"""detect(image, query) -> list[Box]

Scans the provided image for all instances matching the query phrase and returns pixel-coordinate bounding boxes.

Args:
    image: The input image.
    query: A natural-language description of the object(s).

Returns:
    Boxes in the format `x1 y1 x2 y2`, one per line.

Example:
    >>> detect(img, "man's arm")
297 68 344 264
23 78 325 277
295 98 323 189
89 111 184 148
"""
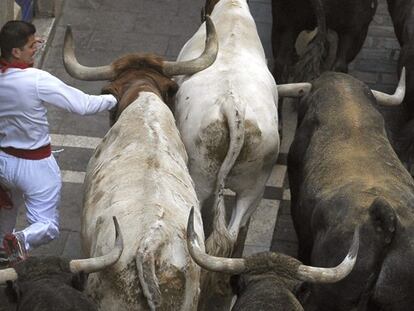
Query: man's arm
36 70 117 115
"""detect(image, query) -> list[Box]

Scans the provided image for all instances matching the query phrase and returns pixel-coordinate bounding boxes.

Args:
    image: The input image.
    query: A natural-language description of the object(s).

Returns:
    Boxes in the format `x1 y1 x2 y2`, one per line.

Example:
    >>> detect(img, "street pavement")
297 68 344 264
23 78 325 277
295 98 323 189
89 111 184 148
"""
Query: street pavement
0 0 401 309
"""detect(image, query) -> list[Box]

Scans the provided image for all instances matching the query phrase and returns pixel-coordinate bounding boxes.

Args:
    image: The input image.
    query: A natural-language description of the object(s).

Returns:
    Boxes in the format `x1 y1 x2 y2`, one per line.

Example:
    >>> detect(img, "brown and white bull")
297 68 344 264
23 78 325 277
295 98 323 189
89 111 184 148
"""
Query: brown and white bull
287 70 414 310
62 19 218 311
0 217 123 311
186 207 359 311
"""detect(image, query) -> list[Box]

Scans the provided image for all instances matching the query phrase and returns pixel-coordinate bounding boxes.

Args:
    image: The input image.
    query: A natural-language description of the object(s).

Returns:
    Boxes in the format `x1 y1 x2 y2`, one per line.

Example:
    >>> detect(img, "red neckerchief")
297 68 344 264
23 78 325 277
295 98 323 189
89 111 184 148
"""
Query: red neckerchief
0 59 32 73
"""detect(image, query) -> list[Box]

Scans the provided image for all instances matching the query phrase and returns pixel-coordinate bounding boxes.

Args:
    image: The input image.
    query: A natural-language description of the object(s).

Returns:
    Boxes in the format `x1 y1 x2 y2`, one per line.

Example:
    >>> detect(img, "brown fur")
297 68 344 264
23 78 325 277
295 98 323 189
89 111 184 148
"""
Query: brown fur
101 53 178 125
204 0 220 16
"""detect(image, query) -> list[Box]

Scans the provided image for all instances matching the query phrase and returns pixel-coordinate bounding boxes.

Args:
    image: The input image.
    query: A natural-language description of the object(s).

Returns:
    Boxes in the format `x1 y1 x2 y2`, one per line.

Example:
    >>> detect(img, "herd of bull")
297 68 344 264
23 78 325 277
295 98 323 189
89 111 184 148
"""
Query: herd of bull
1 0 414 310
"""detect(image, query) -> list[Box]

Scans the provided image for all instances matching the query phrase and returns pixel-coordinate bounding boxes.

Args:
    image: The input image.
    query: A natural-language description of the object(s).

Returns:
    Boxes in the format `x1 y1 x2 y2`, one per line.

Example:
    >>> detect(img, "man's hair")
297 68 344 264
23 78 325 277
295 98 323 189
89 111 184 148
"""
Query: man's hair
0 20 36 59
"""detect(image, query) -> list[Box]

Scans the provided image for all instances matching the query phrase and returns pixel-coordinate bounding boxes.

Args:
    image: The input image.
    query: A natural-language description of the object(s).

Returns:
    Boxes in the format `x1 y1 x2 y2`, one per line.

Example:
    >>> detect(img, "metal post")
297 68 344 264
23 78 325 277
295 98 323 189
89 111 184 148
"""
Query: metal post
0 0 15 28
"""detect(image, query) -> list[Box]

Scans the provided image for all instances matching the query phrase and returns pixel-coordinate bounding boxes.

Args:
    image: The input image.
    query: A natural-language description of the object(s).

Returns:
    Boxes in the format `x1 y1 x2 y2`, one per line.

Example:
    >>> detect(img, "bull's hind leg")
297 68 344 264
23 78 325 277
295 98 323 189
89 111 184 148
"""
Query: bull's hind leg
333 29 369 73
190 169 216 237
227 173 269 244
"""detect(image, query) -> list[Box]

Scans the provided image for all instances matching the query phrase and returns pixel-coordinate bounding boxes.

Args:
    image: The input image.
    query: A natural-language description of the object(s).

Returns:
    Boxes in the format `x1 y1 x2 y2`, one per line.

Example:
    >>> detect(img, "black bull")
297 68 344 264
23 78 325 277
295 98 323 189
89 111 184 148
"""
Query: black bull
0 216 123 311
386 0 414 173
288 72 414 310
271 0 378 83
186 208 359 311
4 257 97 311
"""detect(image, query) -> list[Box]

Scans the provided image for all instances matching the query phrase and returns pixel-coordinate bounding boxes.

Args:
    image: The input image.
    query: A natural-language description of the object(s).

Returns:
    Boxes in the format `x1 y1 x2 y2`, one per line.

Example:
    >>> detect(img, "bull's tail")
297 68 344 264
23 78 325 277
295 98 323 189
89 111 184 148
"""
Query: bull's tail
357 197 398 309
290 0 338 83
200 92 246 304
136 229 163 311
205 91 246 258
136 223 200 311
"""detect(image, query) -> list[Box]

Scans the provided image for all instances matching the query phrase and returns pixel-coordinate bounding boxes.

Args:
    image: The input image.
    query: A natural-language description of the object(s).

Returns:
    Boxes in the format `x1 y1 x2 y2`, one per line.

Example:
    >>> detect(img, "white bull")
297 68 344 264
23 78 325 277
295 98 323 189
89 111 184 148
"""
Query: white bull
82 96 204 311
62 19 218 311
174 0 309 256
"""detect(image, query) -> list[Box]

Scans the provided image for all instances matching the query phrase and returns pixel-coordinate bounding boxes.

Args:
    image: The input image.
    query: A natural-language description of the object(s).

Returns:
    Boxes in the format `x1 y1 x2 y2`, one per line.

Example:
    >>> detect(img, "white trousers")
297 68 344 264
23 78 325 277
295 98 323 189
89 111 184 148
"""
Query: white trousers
0 151 61 251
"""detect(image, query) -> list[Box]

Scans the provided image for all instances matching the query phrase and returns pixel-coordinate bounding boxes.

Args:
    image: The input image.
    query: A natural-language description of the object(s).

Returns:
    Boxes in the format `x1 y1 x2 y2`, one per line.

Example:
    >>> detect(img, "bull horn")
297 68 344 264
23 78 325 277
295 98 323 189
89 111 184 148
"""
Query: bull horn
187 207 246 273
371 67 406 106
0 268 18 284
163 16 218 76
277 82 312 98
69 216 123 274
63 25 115 81
297 227 360 283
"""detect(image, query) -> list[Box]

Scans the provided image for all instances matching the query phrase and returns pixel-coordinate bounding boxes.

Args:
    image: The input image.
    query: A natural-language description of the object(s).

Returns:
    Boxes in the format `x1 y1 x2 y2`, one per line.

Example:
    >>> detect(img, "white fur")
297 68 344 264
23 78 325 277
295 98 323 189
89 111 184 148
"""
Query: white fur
82 92 205 311
174 0 279 241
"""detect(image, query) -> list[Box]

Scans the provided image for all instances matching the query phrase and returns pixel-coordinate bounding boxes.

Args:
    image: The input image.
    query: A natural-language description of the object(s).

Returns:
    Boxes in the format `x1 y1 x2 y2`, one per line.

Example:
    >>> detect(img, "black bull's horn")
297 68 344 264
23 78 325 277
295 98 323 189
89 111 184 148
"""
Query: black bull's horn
277 67 406 107
63 16 218 80
187 207 359 283
0 216 124 284
371 67 406 106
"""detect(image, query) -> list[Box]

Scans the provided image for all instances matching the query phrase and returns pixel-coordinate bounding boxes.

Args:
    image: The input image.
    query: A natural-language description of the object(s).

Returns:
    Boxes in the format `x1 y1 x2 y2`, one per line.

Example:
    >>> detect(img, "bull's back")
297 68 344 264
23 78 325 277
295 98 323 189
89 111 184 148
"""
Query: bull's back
82 93 204 310
290 73 413 231
297 73 412 197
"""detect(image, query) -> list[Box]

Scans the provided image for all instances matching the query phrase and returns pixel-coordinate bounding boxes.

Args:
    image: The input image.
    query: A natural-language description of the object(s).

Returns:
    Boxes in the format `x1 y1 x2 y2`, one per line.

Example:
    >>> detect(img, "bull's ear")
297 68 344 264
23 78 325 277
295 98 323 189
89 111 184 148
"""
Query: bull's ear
294 282 311 305
5 280 19 303
167 81 179 97
369 197 397 245
164 80 179 113
109 105 118 127
229 275 243 295
200 7 206 22
71 272 87 291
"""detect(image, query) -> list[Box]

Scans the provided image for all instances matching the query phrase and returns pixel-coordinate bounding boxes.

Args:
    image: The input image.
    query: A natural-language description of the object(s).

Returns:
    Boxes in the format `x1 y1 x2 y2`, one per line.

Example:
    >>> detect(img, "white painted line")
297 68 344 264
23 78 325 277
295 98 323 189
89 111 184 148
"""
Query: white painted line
267 164 287 188
50 134 102 150
283 189 291 201
61 170 85 184
243 198 280 256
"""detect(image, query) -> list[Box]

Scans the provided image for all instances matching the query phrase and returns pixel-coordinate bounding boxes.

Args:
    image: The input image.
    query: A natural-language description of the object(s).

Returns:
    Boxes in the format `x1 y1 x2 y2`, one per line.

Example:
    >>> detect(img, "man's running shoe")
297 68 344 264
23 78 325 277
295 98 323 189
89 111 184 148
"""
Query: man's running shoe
3 233 27 265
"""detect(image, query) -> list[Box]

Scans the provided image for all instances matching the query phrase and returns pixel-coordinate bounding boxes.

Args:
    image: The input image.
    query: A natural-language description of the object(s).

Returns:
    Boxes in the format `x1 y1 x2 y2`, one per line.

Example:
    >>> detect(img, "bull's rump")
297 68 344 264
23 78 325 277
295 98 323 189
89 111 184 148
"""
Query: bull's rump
174 4 279 190
289 73 414 309
82 93 204 310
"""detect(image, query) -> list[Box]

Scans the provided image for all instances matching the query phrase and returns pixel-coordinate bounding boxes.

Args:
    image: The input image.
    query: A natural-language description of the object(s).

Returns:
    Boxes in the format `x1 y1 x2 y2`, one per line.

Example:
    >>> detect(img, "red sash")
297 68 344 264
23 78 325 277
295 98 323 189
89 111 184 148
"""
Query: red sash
0 59 31 73
0 144 52 209
0 144 52 160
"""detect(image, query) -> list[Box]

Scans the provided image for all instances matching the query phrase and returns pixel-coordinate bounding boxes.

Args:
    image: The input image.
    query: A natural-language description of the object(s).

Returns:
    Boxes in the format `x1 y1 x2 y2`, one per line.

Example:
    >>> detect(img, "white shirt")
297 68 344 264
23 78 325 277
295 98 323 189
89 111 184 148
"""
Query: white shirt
0 67 117 149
